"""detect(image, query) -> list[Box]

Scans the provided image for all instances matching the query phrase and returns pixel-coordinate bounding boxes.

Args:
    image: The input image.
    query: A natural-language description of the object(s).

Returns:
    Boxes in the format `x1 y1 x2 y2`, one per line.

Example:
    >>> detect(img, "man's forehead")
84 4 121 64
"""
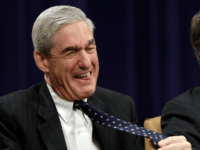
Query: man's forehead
53 21 93 46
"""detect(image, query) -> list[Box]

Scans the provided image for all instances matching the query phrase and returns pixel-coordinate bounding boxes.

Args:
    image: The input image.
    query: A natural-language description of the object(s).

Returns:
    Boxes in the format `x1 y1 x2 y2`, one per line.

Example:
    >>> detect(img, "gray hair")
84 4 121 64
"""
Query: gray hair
32 5 95 56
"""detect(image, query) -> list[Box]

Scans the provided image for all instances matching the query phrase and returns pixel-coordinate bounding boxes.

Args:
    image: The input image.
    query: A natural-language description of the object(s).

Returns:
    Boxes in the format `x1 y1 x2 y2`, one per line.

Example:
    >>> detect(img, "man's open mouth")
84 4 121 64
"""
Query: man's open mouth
74 72 91 78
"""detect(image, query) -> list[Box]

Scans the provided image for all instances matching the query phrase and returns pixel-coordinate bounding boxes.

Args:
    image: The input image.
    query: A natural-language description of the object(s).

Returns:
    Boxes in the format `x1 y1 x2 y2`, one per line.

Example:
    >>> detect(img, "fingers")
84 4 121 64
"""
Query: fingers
158 135 186 146
157 142 191 150
158 136 191 150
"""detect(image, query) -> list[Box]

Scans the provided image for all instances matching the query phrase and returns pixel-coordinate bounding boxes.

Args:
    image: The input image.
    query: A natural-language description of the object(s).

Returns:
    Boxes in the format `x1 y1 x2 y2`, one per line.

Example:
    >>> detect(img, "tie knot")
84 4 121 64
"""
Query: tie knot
73 100 87 109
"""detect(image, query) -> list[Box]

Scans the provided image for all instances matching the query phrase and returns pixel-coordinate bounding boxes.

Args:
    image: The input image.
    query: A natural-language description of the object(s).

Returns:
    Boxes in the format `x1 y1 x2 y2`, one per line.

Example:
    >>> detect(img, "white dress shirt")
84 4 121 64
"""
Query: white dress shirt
47 84 100 150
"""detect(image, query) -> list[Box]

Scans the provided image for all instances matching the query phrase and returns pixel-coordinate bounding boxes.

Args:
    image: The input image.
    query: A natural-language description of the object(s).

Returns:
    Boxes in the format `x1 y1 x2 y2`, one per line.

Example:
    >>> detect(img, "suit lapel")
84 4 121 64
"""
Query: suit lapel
87 95 106 112
37 82 67 150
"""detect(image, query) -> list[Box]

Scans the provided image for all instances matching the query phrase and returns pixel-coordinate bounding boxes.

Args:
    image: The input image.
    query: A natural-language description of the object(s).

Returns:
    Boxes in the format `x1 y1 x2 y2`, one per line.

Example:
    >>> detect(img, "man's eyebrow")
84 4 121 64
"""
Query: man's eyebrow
63 39 95 51
64 46 78 51
87 38 96 45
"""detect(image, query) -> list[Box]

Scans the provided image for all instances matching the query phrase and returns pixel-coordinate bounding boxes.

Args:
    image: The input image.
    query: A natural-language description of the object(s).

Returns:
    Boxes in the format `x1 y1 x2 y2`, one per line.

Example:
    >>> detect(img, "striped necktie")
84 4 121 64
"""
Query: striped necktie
73 100 167 149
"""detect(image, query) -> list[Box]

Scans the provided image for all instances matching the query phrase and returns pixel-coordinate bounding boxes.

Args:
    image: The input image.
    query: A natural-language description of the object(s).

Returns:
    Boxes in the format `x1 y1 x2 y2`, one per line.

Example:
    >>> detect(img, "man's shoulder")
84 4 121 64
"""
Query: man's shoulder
92 86 132 103
91 86 136 123
0 81 45 103
162 87 200 113
95 86 130 97
171 87 200 103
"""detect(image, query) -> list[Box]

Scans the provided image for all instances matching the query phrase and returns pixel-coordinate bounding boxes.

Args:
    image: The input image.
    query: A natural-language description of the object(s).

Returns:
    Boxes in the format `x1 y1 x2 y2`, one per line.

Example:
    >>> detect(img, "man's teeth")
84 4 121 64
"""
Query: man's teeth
79 72 90 77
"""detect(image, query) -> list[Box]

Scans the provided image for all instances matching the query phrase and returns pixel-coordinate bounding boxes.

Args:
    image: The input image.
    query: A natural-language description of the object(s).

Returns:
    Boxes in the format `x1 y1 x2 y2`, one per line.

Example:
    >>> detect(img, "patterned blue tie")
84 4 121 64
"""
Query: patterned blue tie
73 100 167 149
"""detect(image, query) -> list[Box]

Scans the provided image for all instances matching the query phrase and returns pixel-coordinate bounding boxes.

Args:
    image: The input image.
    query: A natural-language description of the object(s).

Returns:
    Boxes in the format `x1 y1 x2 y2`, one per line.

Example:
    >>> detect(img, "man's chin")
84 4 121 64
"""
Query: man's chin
75 89 95 100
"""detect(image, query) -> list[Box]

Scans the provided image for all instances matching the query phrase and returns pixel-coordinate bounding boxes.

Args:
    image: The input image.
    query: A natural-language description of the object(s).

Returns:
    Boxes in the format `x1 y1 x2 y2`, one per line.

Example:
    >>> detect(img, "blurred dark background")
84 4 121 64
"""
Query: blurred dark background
0 0 200 127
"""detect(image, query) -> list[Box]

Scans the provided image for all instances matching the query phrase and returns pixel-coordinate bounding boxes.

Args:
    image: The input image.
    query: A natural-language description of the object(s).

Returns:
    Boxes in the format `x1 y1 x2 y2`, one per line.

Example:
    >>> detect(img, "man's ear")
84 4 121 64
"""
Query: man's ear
33 50 49 73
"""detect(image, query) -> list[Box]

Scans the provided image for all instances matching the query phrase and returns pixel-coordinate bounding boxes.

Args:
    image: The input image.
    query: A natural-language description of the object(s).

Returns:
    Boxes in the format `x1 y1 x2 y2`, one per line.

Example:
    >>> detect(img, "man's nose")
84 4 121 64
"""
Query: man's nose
77 50 91 69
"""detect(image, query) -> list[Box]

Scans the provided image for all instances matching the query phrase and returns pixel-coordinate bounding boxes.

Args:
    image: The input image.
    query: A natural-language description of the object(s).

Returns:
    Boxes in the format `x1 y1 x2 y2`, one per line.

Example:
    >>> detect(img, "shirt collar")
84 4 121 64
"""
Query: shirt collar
46 83 87 123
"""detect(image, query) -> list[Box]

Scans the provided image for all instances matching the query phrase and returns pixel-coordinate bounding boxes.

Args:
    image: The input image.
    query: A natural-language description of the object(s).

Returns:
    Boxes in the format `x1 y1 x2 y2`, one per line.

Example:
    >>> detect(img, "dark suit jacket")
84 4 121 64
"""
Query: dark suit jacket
161 87 200 150
0 81 143 150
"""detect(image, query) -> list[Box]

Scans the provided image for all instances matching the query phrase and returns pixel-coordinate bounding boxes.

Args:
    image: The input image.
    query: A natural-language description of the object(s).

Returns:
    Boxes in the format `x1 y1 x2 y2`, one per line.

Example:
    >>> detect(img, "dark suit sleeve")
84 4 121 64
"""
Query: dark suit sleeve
129 96 144 150
0 100 23 150
161 100 200 150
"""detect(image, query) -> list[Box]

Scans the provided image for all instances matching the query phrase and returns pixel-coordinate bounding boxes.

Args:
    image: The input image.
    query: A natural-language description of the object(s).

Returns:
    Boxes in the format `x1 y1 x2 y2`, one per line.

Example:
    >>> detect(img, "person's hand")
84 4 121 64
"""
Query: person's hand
149 135 191 150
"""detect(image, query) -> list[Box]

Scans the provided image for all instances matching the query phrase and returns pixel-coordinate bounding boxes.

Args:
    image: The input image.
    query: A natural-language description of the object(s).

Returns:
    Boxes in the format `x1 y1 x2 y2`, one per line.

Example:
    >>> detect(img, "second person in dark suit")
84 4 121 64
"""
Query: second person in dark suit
161 11 200 150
